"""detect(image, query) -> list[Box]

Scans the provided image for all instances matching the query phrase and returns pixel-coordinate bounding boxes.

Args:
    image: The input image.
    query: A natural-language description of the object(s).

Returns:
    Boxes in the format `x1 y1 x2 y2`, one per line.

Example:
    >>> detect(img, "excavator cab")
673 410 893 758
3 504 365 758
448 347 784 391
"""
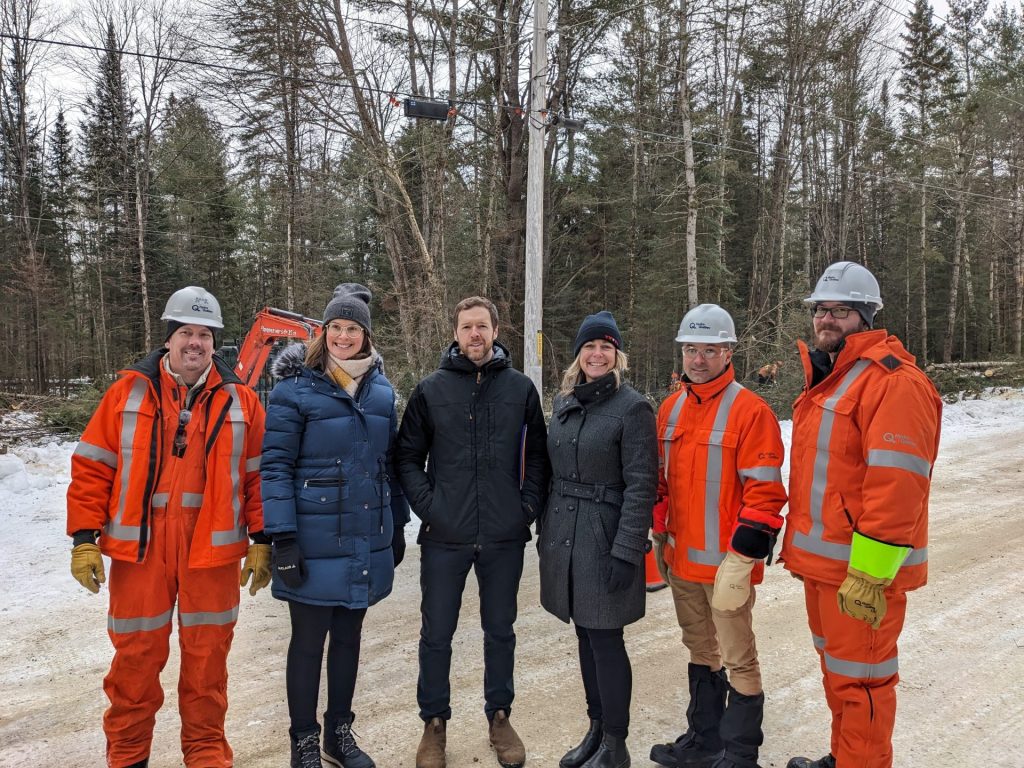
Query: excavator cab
229 307 323 399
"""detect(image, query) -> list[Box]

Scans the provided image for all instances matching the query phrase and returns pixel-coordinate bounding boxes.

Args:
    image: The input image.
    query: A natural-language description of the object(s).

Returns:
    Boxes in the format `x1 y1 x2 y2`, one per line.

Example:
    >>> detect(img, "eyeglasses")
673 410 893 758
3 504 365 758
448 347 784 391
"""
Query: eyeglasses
326 322 365 336
172 409 191 458
812 305 855 319
681 346 728 360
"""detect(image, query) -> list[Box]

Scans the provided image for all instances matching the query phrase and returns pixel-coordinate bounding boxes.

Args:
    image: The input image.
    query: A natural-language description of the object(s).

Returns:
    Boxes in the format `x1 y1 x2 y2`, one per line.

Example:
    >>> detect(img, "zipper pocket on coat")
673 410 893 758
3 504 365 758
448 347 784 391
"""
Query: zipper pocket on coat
303 478 342 488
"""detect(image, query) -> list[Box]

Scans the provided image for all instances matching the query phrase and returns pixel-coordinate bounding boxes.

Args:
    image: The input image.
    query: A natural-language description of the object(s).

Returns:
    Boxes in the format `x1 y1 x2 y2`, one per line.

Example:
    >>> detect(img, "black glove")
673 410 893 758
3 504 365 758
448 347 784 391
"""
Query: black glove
730 518 778 563
605 557 636 593
273 536 307 588
392 525 406 567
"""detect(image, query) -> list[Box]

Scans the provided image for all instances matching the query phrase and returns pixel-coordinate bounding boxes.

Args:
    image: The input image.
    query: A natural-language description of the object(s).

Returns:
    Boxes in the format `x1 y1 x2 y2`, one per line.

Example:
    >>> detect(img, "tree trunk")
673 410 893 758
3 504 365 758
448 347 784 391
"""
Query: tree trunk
627 139 640 326
1014 182 1024 356
918 175 928 362
677 0 698 308
135 163 151 347
943 172 968 363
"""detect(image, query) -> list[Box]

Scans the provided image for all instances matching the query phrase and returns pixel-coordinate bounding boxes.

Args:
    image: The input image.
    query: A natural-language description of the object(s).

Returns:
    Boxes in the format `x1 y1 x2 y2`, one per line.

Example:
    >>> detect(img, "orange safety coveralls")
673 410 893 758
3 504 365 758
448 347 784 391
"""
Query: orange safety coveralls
67 350 265 768
780 329 941 768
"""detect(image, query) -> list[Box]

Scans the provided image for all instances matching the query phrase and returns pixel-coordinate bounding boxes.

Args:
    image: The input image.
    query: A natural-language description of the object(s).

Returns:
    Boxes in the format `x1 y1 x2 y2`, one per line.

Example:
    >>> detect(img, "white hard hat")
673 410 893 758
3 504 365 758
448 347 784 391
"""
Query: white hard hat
161 286 224 329
805 261 883 309
675 304 737 344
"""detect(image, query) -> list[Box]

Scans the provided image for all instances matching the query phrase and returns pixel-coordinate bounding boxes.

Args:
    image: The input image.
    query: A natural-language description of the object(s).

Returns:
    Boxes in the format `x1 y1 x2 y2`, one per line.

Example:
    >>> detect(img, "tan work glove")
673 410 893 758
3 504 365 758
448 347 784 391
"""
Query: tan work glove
71 543 106 594
837 567 890 629
240 543 273 596
711 552 755 612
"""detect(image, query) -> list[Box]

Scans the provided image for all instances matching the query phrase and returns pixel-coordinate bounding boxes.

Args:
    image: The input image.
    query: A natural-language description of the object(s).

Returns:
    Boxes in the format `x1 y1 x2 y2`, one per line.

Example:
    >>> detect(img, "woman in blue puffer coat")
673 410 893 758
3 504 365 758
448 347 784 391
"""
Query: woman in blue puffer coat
261 283 409 768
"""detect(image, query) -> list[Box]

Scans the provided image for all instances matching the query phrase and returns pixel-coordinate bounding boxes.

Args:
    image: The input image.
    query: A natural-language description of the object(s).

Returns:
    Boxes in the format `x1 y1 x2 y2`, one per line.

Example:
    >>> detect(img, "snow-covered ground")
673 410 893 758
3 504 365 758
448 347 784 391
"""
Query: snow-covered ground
1 389 1022 767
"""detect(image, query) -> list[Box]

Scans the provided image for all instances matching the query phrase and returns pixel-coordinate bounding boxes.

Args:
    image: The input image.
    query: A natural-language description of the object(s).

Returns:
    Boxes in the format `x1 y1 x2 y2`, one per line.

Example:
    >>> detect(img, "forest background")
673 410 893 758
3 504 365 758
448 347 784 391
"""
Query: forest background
2 0 1023 419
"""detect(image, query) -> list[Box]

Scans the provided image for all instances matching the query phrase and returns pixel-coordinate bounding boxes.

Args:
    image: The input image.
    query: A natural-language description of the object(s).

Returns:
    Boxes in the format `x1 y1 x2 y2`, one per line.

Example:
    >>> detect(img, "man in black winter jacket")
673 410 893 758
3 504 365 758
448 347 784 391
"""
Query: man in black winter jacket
396 296 549 768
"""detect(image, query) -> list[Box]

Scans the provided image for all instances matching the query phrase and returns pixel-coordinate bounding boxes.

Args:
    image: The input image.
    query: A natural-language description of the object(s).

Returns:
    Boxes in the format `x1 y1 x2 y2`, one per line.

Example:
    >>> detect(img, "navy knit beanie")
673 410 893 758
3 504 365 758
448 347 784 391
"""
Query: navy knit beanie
323 283 372 333
573 310 622 357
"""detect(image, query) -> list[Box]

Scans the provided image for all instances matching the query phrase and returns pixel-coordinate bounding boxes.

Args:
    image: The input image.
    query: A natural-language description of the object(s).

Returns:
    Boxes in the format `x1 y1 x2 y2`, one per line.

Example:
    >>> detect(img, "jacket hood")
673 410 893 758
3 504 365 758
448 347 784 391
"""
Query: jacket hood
798 328 916 389
440 339 512 373
271 342 384 380
271 343 308 378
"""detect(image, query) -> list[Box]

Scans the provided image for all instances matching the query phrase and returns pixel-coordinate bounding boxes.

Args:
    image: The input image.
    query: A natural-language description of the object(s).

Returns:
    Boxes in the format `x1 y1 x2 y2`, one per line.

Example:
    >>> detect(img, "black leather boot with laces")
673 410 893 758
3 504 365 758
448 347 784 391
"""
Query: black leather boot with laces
291 729 324 768
323 716 375 768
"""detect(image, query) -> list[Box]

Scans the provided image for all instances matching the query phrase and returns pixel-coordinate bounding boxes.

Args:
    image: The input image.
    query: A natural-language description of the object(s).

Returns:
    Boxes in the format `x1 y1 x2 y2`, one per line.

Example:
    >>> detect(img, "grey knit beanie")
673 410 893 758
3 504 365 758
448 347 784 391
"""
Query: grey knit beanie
323 283 372 333
847 301 877 329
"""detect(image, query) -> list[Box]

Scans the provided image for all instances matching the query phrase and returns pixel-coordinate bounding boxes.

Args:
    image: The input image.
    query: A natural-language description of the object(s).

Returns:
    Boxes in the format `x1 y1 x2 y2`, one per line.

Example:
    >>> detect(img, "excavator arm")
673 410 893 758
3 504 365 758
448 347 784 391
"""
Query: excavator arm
234 307 323 388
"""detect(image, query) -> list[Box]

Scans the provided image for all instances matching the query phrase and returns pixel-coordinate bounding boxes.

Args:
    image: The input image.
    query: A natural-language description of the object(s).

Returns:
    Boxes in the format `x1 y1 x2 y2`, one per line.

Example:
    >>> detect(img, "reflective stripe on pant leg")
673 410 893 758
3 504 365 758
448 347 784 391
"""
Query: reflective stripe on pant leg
667 572 721 670
803 578 843 760
816 579 907 768
710 582 761 696
177 557 240 768
103 512 175 768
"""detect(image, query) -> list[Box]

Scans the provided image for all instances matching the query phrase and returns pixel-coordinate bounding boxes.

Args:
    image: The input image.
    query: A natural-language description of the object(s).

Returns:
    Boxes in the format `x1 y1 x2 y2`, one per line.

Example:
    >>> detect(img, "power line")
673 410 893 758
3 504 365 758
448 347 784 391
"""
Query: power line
4 19 1021 208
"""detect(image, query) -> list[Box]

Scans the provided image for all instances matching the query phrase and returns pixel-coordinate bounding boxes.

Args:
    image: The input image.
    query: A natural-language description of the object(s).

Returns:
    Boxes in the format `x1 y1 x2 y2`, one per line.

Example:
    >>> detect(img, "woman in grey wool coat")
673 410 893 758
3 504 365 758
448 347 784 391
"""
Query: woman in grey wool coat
539 311 658 768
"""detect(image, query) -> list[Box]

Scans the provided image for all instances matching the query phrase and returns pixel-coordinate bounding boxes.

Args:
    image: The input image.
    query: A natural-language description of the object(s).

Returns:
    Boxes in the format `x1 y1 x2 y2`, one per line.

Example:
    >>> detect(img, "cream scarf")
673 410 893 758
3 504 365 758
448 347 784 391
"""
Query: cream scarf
327 352 376 397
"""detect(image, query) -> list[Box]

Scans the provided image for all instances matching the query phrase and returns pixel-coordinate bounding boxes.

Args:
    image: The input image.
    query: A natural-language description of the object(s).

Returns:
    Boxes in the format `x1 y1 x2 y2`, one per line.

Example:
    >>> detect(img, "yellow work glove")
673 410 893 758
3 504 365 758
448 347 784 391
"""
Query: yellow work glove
711 551 755 612
70 543 106 594
837 567 891 629
240 543 273 596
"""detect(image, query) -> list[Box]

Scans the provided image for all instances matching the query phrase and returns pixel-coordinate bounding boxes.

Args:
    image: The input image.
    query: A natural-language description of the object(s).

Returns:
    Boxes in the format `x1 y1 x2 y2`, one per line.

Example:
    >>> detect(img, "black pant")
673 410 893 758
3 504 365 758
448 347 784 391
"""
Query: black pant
576 623 632 739
418 543 525 721
286 600 367 736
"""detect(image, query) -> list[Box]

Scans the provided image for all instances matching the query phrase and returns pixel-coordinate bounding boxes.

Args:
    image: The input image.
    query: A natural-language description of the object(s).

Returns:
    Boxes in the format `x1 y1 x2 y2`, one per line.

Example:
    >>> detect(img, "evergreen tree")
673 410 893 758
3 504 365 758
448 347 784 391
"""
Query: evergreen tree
79 20 139 370
898 0 955 361
154 95 242 331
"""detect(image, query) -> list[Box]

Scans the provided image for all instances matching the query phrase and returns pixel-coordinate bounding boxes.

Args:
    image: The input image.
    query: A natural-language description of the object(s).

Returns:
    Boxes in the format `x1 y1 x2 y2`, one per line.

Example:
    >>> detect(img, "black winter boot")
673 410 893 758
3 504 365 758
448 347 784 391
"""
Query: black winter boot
323 715 375 768
581 733 631 768
649 664 728 767
712 688 764 768
560 719 603 768
291 728 324 768
124 761 149 768
786 755 835 768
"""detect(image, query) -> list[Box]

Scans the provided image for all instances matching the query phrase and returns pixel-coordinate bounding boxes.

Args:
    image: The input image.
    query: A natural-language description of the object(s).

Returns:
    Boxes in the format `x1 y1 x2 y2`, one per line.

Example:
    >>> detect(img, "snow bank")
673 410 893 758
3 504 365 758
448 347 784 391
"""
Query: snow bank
0 386 1019 500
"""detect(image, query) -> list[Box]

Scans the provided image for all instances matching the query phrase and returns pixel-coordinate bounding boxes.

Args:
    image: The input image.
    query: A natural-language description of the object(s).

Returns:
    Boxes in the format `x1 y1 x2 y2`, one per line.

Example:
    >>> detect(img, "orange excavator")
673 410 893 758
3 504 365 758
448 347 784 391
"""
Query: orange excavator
226 307 323 388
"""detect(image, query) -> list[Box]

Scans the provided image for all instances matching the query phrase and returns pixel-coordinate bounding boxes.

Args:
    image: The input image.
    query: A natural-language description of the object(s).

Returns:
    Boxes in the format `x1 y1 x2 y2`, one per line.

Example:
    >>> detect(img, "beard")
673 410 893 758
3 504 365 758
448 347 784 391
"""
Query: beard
461 341 493 362
814 326 847 353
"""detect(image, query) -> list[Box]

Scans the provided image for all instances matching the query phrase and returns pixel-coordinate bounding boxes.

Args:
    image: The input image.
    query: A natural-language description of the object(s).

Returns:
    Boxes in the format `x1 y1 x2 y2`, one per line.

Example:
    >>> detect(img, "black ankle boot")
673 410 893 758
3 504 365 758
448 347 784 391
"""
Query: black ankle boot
323 715 375 768
560 719 603 767
786 756 835 768
581 733 631 768
290 728 323 768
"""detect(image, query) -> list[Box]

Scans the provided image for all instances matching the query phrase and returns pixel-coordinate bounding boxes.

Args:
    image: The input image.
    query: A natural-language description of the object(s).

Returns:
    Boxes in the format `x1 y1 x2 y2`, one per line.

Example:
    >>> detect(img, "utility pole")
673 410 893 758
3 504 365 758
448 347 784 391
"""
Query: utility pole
523 0 547 394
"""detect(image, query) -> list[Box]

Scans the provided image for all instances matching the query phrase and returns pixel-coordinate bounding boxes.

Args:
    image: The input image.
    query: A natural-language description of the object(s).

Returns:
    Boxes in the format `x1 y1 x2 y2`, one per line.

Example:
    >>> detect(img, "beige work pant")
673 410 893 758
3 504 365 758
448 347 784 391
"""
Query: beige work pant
666 570 762 696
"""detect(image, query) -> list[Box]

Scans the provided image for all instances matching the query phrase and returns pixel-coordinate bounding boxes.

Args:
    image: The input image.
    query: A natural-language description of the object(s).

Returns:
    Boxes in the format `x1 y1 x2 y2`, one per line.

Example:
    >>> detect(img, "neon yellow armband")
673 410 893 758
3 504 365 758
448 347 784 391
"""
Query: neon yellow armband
849 532 911 581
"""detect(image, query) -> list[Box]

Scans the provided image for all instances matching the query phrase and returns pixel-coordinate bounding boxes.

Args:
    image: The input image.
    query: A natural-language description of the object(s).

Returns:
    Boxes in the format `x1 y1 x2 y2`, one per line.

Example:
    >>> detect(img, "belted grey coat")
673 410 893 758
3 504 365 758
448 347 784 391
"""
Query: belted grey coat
538 373 658 629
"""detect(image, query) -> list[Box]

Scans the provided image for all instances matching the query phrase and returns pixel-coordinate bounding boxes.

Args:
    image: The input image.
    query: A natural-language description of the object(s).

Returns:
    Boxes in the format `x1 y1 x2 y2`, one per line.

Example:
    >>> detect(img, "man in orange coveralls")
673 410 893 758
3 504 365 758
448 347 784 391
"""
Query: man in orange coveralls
781 262 942 768
67 286 271 768
649 303 787 768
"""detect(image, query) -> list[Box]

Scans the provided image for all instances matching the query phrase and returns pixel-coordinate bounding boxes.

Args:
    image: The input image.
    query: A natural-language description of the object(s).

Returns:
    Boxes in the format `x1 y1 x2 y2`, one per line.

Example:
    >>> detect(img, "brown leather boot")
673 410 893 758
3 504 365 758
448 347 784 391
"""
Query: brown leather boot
489 710 526 768
416 717 447 768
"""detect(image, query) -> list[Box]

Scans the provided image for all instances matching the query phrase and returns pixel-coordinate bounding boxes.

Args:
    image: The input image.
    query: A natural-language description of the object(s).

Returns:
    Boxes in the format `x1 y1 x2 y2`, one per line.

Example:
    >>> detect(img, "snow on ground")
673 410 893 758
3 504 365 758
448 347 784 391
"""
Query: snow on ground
0 388 1022 767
